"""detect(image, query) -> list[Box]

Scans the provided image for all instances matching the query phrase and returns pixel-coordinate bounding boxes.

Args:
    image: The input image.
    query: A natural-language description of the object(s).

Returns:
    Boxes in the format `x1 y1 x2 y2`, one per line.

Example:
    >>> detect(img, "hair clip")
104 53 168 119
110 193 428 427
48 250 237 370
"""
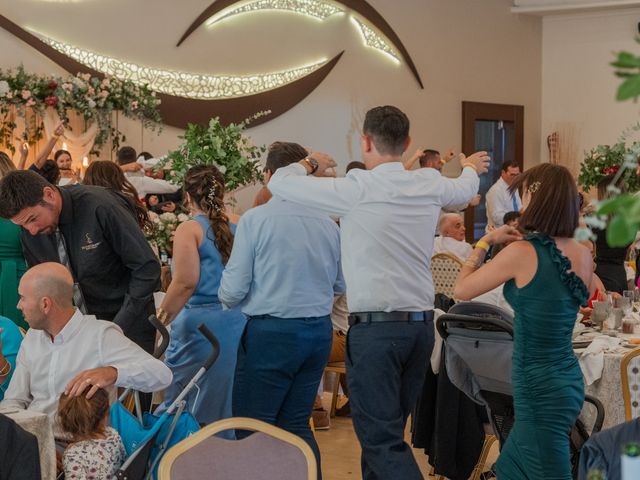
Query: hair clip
527 181 541 193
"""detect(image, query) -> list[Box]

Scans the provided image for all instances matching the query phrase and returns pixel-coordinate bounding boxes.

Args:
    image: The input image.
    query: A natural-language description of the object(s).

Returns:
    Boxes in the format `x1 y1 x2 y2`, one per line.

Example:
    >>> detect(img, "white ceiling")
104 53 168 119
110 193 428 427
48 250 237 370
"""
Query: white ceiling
512 0 640 14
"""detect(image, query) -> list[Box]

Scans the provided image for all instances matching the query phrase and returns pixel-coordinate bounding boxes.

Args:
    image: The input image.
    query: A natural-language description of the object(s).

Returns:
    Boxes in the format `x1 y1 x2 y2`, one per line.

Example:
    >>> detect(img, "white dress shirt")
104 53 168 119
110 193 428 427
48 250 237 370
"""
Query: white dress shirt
268 162 479 312
485 177 521 228
0 309 172 423
125 172 180 199
433 236 474 261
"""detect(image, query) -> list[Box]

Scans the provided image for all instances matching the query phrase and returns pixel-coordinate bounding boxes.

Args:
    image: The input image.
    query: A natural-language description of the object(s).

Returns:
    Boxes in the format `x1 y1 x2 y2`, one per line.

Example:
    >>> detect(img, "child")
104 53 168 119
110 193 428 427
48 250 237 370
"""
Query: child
57 386 126 479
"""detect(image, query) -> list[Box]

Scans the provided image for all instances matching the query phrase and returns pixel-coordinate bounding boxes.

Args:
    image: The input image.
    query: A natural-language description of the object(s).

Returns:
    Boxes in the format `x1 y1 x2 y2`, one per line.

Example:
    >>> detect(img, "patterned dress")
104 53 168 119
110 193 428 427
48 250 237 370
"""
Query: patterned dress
63 427 125 479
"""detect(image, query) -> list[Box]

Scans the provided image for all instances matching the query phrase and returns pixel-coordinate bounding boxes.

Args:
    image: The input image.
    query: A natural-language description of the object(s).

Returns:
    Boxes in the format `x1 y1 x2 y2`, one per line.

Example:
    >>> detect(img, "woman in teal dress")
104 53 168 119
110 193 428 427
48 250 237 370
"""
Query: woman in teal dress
154 166 246 431
455 163 594 479
0 153 28 331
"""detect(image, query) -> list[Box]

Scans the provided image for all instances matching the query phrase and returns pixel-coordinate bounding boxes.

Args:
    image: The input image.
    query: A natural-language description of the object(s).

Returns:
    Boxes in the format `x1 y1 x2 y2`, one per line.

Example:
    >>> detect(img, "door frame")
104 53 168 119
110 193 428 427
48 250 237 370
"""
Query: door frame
461 101 524 243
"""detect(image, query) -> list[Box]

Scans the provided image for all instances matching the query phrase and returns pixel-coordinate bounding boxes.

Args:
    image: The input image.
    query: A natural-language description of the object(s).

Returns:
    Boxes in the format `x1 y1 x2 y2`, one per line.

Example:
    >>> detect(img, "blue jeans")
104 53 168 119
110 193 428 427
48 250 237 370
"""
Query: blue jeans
346 319 434 480
233 315 332 476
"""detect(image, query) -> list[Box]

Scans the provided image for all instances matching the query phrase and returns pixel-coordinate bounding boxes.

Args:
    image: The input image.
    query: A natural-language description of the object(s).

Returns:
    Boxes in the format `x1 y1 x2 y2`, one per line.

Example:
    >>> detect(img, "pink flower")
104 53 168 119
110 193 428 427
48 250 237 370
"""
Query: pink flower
82 73 91 81
62 83 73 92
47 81 58 90
100 78 110 88
131 100 139 110
87 87 95 96
21 90 31 100
99 90 109 98
26 98 36 107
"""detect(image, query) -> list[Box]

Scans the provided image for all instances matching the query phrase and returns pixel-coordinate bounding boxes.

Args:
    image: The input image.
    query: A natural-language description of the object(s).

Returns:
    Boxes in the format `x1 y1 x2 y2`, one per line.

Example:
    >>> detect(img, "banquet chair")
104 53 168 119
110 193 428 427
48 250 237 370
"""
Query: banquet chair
158 417 317 480
324 361 347 417
621 347 640 420
431 253 463 298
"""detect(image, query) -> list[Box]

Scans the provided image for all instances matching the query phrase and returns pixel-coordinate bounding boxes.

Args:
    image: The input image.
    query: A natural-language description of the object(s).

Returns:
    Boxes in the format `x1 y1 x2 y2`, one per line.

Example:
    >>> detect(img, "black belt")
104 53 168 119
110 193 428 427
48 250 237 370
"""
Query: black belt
348 310 434 326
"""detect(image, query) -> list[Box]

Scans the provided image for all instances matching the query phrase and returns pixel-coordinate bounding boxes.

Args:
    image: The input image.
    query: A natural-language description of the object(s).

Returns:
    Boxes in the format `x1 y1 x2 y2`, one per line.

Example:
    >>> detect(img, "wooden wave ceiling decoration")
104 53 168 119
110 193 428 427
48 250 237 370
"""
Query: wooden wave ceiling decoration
177 0 424 89
0 1 422 128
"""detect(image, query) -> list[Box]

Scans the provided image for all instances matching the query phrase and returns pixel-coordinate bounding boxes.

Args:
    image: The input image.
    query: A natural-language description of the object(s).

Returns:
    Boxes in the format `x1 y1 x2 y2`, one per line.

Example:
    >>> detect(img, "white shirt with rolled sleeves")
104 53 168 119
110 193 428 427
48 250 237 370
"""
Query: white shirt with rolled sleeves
268 162 480 312
485 177 521 229
0 309 172 424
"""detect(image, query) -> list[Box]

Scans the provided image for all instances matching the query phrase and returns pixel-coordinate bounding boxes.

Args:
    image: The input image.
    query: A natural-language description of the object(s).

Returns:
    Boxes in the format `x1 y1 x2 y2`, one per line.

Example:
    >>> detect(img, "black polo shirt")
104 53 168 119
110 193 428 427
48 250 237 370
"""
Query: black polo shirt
20 185 160 349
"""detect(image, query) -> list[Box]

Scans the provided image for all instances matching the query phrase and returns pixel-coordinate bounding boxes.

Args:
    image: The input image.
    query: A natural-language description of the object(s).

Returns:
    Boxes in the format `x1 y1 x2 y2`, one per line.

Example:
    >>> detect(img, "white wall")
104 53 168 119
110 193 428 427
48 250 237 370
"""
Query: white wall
0 0 542 210
542 8 640 176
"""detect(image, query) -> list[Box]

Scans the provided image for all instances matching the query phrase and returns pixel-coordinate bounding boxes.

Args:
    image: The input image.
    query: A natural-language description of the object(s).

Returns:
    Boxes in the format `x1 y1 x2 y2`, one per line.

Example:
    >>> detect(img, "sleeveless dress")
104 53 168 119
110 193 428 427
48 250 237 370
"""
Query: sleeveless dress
155 215 246 430
498 234 589 479
0 219 27 331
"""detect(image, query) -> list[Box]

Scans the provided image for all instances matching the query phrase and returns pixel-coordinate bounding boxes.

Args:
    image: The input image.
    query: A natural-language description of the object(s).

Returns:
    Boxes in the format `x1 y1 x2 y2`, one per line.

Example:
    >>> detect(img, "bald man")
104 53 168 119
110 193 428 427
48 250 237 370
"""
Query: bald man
433 213 473 261
0 263 171 431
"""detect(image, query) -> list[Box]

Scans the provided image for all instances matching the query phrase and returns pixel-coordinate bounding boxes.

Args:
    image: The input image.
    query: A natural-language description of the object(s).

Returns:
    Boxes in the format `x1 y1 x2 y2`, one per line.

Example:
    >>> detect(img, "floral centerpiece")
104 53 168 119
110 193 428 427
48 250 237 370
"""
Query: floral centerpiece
577 142 640 192
147 211 190 257
159 112 268 191
0 65 162 153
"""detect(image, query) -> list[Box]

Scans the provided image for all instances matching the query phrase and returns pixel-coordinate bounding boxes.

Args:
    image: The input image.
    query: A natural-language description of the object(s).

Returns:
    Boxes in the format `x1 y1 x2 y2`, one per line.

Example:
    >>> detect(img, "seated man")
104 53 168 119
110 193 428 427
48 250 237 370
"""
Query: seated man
0 263 172 432
433 213 473 261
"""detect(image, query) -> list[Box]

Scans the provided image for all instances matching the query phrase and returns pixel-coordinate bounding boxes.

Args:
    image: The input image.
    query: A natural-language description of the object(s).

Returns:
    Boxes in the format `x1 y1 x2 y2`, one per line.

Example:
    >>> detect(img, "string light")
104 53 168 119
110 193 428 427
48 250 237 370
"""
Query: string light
206 0 345 24
350 16 400 64
33 31 329 99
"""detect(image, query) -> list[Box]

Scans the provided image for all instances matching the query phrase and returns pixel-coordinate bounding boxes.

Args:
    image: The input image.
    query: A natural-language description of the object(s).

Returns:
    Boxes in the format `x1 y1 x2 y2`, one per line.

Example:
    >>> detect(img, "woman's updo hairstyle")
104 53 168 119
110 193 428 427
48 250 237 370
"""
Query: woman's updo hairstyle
184 165 234 264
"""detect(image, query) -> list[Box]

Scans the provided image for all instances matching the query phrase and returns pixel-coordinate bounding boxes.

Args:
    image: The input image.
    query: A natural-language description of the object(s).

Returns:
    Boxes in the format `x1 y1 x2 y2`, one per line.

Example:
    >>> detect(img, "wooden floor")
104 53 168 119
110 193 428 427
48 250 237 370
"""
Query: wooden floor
315 395 499 480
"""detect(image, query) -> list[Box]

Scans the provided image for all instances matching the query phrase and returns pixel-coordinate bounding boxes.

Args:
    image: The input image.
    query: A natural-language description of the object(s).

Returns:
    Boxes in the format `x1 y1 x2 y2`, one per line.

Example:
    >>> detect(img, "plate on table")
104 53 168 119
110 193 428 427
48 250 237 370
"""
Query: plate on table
572 339 593 349
620 340 640 349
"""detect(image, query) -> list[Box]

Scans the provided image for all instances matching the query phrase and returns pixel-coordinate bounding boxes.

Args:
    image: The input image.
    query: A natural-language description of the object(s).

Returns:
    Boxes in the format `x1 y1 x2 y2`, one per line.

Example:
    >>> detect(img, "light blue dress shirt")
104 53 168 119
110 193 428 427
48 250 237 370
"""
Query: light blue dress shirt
0 316 23 401
219 197 344 318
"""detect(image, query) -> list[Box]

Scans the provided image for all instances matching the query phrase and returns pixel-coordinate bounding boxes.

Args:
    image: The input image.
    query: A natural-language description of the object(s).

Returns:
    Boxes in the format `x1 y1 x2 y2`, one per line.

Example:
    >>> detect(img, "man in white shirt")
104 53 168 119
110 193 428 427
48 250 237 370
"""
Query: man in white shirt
268 105 489 480
116 146 179 201
0 263 172 429
433 213 474 261
485 161 521 229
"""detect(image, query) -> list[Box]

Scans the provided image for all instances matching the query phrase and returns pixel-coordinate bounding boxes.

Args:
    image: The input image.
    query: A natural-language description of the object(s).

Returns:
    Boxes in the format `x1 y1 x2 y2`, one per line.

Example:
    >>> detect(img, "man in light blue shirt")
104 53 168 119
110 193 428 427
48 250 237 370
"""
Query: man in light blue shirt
219 142 344 477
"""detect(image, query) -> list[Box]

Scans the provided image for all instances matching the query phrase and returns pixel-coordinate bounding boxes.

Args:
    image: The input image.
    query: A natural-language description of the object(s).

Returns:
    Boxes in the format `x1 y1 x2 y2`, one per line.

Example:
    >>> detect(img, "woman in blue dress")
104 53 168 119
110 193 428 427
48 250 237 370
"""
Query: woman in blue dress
155 165 246 428
455 164 595 479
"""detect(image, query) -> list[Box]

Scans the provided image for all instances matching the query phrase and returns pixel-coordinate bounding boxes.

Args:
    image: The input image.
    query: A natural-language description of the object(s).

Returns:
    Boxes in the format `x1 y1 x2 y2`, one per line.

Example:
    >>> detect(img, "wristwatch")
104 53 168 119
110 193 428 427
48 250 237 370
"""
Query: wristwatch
302 156 319 175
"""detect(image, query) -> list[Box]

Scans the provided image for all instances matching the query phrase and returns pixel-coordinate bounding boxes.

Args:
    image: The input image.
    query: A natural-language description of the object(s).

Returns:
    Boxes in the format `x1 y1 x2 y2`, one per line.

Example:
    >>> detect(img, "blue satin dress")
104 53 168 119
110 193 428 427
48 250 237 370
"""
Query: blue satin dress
156 216 246 429
498 234 588 479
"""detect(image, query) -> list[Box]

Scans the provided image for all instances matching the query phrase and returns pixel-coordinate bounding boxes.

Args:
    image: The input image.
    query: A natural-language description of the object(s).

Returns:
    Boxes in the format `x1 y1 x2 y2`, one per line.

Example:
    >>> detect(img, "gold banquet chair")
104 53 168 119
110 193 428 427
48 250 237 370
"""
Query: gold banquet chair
621 347 640 420
431 253 463 299
158 417 317 480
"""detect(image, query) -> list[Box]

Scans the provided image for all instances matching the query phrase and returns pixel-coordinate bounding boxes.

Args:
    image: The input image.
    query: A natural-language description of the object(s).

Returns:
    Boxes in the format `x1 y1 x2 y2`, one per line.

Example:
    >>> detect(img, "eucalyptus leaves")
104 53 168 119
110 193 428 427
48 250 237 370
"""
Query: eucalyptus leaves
161 112 268 191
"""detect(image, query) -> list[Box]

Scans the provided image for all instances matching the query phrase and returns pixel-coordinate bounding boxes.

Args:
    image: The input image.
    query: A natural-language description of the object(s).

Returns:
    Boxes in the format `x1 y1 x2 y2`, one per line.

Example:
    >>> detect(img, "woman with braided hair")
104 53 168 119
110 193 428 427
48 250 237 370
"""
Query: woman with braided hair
154 165 245 429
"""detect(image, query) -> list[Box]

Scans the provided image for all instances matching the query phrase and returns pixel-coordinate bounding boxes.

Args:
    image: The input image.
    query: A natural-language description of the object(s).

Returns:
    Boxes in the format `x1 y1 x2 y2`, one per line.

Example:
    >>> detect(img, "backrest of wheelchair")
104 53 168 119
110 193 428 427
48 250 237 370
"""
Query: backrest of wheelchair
437 301 515 403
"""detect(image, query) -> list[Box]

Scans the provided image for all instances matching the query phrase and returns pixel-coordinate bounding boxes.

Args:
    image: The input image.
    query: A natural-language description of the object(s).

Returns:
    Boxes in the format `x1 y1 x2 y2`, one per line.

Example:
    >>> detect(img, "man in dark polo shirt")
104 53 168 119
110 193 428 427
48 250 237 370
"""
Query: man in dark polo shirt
0 170 159 353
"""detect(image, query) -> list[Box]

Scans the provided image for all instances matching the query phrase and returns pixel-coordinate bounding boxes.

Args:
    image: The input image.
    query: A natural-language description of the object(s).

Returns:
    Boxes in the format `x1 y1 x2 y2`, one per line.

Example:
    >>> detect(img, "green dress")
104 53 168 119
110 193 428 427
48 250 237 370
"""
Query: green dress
0 219 27 330
498 234 588 479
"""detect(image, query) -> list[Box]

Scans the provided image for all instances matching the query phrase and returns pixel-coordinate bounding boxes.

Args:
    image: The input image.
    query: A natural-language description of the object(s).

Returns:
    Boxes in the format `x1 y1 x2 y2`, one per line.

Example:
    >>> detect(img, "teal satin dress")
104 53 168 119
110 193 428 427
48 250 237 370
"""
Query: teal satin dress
0 219 27 331
498 234 588 479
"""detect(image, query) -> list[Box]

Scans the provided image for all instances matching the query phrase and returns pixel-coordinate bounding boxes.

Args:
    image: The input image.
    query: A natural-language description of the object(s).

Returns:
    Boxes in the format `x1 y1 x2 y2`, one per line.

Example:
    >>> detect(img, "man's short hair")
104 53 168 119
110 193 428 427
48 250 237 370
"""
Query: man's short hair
117 146 137 165
265 142 308 174
437 213 461 235
419 149 440 168
346 161 366 173
503 211 521 225
0 170 53 219
363 106 410 156
502 161 520 172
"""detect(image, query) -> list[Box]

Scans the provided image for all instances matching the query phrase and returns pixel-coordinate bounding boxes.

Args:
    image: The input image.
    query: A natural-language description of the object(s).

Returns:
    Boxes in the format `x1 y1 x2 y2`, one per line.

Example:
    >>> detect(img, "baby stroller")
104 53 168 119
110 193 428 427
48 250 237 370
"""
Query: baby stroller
436 301 605 479
111 315 221 480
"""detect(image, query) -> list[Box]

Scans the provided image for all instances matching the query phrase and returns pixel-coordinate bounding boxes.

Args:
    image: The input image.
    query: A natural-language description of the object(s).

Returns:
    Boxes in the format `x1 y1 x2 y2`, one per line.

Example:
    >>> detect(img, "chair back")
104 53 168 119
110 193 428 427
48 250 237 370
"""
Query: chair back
621 347 640 420
431 253 463 298
158 417 317 480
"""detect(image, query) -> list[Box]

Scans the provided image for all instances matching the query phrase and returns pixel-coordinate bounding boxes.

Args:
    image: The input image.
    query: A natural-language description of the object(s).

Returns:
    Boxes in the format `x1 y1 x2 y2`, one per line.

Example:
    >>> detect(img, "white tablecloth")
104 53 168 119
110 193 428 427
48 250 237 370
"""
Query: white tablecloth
578 347 634 430
0 408 56 480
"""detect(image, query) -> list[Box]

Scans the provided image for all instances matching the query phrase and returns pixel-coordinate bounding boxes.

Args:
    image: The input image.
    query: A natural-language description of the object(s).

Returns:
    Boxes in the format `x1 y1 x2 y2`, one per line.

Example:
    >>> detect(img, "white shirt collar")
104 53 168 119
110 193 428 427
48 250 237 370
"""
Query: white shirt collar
371 161 404 172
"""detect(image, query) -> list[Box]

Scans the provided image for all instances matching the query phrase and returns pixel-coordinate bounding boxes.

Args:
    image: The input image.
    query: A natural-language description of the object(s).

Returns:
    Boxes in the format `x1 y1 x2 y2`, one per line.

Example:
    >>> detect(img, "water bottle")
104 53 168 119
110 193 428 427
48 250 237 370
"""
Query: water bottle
622 442 640 480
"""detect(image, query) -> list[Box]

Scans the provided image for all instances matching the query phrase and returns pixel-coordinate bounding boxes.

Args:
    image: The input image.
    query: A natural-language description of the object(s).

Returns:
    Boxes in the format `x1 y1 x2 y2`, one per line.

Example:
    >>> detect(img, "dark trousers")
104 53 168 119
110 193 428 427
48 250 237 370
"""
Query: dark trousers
233 315 332 477
347 320 434 480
